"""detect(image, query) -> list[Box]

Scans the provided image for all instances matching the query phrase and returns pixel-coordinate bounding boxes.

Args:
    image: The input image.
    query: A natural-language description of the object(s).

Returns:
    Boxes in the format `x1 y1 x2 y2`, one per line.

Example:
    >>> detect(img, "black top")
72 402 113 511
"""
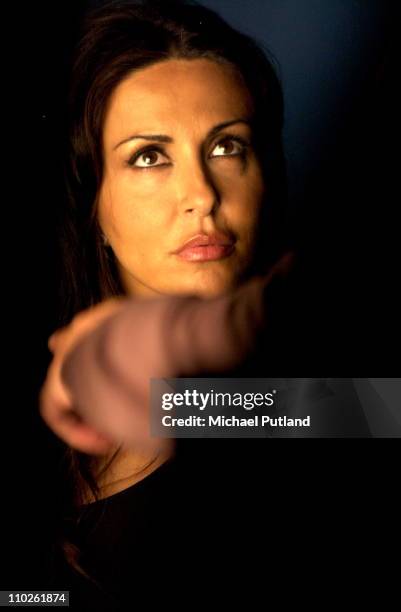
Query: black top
50 459 178 611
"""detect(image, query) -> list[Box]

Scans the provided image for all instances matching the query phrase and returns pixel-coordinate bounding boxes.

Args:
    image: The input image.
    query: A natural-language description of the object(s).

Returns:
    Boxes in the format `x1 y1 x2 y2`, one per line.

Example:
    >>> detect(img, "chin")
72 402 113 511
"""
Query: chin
176 273 239 299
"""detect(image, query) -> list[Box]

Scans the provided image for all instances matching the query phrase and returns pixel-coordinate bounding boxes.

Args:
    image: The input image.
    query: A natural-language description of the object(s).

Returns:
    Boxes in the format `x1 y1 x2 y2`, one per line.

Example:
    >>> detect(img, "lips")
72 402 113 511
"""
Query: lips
173 232 236 262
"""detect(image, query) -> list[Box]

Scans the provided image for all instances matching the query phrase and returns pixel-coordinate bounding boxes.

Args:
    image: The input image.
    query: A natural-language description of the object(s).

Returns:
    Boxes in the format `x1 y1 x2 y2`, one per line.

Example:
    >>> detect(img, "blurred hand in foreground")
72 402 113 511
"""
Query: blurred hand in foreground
39 252 294 454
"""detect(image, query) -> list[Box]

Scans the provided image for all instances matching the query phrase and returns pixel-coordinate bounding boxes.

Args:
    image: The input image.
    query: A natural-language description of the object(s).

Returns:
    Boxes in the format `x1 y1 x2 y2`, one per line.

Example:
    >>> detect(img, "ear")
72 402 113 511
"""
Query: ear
101 232 110 246
95 214 110 247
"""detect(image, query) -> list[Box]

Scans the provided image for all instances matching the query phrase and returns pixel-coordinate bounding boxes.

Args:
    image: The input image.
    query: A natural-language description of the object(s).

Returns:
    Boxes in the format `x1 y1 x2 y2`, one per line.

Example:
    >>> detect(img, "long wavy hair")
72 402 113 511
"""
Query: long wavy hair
55 0 289 582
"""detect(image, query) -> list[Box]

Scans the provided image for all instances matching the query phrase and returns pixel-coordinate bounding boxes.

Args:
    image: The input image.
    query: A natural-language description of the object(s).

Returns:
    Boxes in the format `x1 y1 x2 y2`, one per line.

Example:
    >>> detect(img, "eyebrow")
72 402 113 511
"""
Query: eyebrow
113 118 252 150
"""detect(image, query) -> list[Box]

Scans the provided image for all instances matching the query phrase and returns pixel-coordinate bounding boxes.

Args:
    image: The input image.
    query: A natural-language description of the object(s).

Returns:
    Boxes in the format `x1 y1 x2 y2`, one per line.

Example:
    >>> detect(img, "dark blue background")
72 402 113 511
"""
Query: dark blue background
203 0 392 199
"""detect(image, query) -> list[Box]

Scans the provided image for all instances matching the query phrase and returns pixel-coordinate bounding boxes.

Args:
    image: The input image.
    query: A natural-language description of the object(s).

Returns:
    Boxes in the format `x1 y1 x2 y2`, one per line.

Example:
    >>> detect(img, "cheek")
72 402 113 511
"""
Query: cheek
223 167 265 240
99 179 169 250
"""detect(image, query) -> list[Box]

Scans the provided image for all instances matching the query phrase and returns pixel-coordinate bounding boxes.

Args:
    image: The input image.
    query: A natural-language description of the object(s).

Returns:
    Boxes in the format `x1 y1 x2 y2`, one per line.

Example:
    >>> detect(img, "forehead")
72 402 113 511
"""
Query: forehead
102 58 254 145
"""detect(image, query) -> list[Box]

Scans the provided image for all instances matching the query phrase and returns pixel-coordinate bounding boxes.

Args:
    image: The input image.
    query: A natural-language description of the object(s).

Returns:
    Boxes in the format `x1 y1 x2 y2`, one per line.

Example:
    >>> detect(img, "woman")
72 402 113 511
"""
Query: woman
40 0 291 605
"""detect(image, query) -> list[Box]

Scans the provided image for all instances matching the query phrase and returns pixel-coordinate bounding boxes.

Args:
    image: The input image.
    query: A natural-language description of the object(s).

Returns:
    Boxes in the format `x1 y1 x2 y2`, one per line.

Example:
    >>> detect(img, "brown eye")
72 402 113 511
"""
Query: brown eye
210 137 248 159
129 148 169 168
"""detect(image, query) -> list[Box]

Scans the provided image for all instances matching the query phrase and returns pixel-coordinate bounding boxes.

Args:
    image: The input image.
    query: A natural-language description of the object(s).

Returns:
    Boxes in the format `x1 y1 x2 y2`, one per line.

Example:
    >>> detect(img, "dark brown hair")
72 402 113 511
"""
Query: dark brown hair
56 0 288 581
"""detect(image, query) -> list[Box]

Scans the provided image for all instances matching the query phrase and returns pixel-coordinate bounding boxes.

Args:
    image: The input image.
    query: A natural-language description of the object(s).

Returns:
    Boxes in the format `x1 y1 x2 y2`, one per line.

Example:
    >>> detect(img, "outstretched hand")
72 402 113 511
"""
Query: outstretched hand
40 298 127 455
39 252 294 455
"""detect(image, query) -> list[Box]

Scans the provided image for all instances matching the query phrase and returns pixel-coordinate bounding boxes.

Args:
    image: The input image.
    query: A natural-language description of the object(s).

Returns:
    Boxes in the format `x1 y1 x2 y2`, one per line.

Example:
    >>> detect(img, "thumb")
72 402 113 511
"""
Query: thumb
48 332 58 353
48 329 65 353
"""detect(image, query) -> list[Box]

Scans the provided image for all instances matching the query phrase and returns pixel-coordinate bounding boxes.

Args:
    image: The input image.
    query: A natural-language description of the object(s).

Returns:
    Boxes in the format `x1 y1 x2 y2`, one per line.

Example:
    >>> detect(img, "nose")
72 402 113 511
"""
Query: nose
177 155 219 217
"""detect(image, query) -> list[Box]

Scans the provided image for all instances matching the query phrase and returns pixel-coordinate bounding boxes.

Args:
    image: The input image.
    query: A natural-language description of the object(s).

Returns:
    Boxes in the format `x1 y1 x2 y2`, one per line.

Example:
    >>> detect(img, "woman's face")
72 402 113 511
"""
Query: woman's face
98 58 265 298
